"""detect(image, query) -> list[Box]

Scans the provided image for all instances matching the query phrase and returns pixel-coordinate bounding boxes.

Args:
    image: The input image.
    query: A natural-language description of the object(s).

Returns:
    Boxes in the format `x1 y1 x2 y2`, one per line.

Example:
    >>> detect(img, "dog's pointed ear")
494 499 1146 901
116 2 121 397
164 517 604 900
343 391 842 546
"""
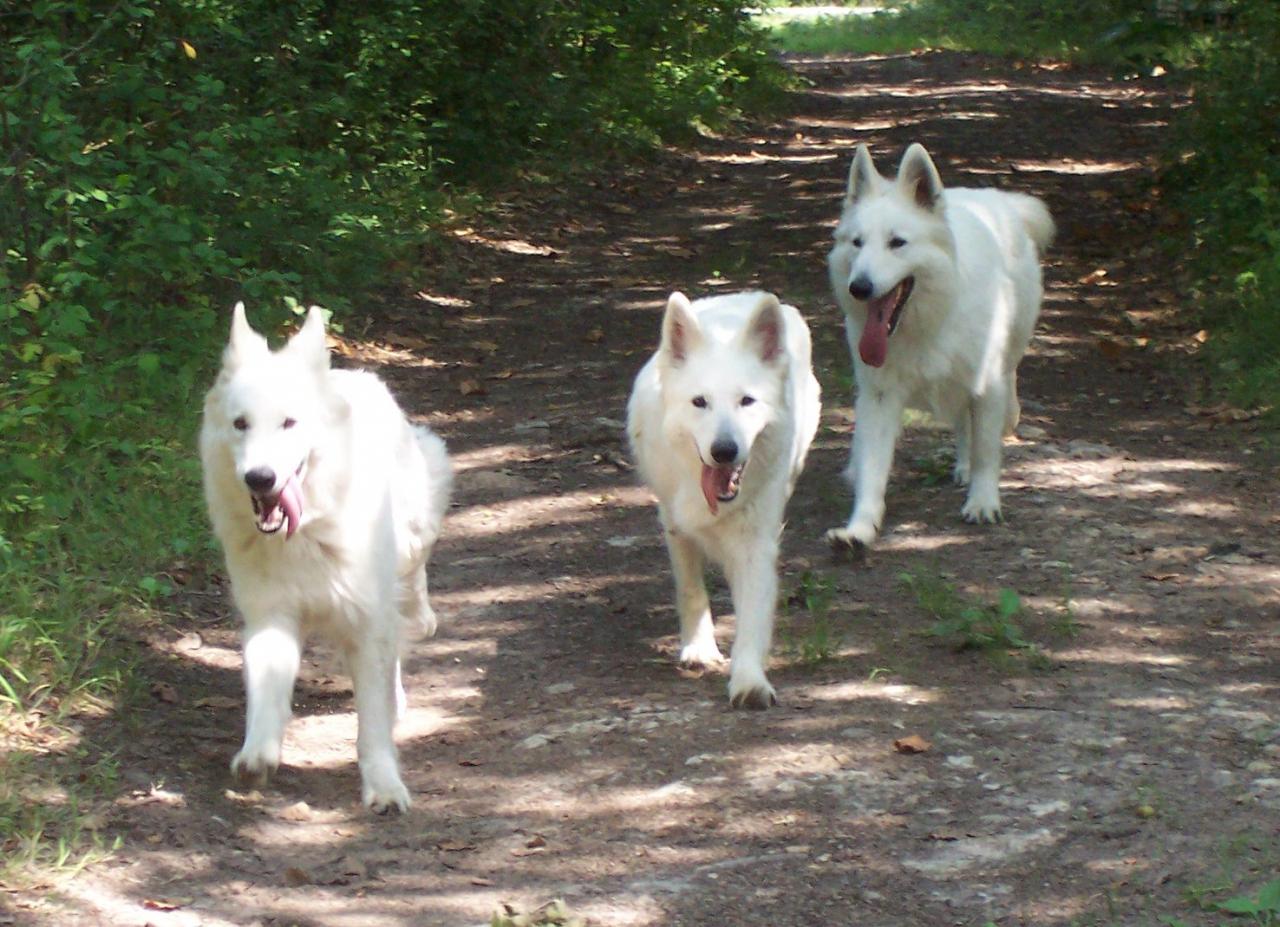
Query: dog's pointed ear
224 301 268 366
898 143 944 212
660 291 702 365
846 144 880 205
743 293 784 364
286 305 331 368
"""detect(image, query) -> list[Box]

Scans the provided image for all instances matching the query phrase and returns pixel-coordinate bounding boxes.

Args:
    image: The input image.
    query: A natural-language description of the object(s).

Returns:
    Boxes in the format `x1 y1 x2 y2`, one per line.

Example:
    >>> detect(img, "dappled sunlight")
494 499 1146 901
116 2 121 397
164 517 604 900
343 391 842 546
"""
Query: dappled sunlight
447 484 651 539
801 679 939 705
1055 646 1189 667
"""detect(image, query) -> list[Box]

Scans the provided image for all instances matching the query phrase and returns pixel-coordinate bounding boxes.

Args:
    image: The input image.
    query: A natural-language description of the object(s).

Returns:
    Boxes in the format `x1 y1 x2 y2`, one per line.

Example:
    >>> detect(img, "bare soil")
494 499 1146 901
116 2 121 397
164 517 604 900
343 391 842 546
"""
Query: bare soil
16 51 1280 927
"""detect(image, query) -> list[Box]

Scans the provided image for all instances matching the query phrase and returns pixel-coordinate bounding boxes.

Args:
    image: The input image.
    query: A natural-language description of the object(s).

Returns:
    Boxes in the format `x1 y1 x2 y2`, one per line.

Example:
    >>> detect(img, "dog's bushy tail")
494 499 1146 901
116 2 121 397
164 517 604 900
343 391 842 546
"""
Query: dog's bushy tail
416 426 453 536
1010 193 1055 255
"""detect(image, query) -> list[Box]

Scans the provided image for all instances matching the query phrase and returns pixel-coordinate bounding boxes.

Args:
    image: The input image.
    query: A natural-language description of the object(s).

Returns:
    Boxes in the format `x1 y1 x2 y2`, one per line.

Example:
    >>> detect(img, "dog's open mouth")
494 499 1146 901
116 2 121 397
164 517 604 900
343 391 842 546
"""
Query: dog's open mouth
700 463 744 515
858 276 915 368
250 464 305 538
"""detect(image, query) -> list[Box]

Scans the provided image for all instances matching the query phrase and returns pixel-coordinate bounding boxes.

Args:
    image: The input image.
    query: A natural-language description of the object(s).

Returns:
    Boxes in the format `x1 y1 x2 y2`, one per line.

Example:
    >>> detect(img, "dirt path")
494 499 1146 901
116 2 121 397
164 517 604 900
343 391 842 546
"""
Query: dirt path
23 51 1280 927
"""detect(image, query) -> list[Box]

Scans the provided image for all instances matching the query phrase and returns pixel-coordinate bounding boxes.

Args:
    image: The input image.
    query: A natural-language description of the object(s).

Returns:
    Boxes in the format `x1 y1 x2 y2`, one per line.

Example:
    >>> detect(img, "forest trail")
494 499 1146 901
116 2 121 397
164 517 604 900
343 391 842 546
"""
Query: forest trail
22 51 1280 927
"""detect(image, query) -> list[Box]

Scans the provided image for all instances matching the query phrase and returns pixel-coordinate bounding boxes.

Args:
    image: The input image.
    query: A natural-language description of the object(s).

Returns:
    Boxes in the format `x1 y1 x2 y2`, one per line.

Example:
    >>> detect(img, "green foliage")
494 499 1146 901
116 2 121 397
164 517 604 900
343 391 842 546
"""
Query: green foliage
1161 3 1280 413
898 571 1036 652
783 570 842 665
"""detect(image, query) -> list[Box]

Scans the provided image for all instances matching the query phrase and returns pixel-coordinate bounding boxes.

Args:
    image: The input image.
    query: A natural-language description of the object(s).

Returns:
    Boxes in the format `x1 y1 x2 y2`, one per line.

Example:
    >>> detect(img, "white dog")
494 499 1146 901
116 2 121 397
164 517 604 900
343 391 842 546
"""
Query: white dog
200 304 452 813
627 291 821 708
825 143 1054 548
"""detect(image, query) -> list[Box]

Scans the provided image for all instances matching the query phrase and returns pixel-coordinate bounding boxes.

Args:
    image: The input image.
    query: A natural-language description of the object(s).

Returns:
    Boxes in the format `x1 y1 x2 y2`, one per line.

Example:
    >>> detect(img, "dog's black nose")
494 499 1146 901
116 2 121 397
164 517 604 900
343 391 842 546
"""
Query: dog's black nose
849 276 874 301
710 439 738 465
244 467 277 493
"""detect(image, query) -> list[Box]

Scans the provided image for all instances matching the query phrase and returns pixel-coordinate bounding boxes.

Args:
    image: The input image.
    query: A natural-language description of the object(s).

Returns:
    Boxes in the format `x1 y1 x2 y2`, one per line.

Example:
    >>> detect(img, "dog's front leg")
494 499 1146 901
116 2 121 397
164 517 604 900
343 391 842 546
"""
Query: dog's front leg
826 389 904 548
961 381 1007 524
724 537 779 709
232 621 301 786
348 629 411 814
665 526 722 666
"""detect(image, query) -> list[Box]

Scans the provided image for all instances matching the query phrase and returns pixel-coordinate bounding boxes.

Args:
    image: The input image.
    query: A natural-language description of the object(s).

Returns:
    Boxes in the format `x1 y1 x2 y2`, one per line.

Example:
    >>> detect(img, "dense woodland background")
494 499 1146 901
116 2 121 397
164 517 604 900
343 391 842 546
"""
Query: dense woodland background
2 0 1278 881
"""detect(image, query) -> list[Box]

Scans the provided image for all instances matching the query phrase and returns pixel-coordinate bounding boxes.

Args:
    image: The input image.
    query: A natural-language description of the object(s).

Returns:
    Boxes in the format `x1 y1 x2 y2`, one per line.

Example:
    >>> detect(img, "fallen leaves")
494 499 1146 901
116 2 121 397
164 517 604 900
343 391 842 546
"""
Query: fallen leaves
893 734 932 754
491 899 586 927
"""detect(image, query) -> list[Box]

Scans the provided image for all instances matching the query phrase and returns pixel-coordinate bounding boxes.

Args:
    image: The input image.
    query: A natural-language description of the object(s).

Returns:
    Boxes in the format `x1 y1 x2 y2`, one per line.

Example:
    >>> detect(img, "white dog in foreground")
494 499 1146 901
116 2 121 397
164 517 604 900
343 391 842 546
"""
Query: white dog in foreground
825 143 1054 549
627 291 821 708
200 304 452 813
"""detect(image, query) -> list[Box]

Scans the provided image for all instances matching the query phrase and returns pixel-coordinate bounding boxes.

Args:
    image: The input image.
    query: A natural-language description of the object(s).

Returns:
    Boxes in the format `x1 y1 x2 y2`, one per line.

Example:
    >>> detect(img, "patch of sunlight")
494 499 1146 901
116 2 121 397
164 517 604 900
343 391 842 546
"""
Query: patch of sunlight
1162 498 1241 518
798 115 926 134
803 680 939 705
1055 647 1188 667
412 289 472 309
695 150 840 165
878 531 974 554
449 443 535 473
997 157 1145 175
1108 695 1194 711
447 485 653 539
1216 681 1279 696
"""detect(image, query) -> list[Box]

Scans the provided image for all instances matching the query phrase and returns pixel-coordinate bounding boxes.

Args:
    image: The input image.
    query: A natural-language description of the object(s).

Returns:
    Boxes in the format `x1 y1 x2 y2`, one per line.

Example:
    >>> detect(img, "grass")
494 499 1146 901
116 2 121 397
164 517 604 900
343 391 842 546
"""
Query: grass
0 404 211 887
782 570 844 665
762 0 1200 63
898 569 1045 662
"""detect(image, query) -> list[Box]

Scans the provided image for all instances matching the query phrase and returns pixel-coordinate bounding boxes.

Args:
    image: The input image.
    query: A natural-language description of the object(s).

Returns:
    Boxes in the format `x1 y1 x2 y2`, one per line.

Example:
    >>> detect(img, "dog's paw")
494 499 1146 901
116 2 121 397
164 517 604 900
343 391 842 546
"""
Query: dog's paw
728 667 777 711
952 462 971 486
960 494 1003 524
679 638 725 668
230 744 279 787
361 766 412 815
825 522 875 556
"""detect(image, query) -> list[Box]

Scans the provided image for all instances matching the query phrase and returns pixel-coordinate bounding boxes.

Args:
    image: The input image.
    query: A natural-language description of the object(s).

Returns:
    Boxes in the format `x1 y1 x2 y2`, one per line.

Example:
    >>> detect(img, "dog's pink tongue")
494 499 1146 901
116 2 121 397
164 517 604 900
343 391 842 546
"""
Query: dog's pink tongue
700 465 726 515
858 293 894 368
279 474 303 539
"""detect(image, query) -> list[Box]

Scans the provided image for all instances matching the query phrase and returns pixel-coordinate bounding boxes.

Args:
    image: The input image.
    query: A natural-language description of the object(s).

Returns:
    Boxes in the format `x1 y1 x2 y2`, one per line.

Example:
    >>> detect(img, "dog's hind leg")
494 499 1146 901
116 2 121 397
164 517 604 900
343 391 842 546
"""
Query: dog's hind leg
961 380 1008 524
724 535 780 710
348 629 411 814
1003 370 1021 436
953 403 973 486
402 564 437 639
232 621 301 786
666 527 723 667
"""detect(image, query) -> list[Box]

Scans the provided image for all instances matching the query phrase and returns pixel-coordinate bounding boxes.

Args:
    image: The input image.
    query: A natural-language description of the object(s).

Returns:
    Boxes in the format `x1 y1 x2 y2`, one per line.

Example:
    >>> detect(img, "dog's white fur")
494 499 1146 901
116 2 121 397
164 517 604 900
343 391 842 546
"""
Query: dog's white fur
627 291 820 708
825 143 1054 547
200 304 452 813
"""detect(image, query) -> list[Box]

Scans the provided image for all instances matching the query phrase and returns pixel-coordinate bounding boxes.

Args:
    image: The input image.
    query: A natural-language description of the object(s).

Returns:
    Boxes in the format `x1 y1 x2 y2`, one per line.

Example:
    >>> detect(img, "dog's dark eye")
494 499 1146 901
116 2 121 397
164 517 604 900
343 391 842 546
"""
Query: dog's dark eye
852 237 864 248
691 396 707 409
282 417 297 430
740 395 756 407
233 416 248 431
889 236 907 249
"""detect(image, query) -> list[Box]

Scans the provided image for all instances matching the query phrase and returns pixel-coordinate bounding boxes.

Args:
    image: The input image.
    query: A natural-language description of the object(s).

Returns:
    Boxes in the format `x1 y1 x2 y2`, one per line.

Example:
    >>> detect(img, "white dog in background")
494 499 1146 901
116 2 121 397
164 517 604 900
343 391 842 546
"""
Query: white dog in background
200 304 452 813
627 291 821 708
825 143 1054 549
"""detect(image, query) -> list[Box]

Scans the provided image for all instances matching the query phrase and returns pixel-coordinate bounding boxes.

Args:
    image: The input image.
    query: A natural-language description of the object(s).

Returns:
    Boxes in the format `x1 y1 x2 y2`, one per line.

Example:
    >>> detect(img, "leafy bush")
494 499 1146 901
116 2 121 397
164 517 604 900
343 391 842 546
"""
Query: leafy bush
0 0 782 716
1162 2 1280 411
